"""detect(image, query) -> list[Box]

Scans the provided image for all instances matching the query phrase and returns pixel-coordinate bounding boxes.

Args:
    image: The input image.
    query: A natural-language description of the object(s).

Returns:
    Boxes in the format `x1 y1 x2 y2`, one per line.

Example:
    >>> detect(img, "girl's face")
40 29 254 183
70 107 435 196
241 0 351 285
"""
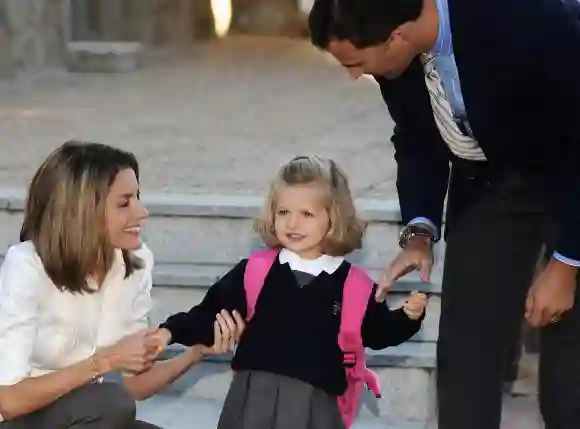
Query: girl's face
106 168 149 250
273 184 331 260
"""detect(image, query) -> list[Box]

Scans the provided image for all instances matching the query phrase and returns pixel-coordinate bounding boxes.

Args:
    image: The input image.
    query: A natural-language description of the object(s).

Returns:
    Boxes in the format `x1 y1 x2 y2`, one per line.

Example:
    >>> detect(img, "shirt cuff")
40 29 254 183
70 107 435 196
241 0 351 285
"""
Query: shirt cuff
553 252 580 268
407 217 440 241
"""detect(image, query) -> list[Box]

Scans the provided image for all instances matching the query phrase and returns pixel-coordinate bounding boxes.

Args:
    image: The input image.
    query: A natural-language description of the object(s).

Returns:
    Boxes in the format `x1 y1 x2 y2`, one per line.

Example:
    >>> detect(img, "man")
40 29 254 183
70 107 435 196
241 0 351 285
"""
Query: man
308 0 580 428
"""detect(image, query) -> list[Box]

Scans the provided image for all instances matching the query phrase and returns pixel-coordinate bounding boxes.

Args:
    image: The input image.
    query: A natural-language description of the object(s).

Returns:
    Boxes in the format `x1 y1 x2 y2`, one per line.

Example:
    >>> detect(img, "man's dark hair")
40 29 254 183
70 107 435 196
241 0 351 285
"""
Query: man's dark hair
308 0 424 49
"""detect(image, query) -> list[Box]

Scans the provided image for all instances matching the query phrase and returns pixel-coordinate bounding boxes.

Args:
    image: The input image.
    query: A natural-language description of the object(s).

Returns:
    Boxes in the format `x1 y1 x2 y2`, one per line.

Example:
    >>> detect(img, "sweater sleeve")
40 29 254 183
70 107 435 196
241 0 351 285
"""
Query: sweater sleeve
361 285 424 350
159 259 248 346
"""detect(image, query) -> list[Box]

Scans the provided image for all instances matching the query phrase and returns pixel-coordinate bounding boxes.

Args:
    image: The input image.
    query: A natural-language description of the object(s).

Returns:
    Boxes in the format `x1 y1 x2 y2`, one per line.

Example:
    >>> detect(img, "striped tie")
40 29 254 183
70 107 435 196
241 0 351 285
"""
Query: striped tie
420 53 487 161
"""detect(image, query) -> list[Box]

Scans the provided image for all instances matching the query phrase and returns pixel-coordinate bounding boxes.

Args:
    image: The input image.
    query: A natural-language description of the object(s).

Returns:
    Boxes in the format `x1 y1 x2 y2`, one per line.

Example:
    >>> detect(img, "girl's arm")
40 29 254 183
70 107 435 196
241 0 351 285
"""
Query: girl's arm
361 285 425 350
158 259 248 347
123 310 245 400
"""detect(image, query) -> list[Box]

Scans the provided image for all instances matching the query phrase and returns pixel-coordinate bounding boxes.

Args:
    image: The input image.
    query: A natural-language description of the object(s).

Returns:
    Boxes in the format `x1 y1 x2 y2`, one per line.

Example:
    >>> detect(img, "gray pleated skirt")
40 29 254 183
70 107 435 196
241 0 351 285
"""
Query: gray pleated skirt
217 370 346 429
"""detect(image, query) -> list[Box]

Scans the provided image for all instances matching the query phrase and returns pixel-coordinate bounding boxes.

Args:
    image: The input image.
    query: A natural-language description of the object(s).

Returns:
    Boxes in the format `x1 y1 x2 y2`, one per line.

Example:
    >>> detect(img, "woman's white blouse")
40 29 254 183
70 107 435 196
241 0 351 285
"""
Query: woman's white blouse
0 241 154 388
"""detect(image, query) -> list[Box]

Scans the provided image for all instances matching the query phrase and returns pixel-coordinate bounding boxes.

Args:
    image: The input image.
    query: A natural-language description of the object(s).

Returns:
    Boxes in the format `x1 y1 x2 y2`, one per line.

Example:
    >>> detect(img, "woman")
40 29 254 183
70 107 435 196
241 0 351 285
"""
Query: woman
0 141 244 428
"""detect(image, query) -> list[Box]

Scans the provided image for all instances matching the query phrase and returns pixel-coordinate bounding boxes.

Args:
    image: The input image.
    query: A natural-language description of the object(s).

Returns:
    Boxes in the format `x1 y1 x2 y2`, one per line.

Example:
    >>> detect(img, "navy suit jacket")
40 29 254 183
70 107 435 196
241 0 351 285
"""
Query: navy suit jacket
376 0 580 259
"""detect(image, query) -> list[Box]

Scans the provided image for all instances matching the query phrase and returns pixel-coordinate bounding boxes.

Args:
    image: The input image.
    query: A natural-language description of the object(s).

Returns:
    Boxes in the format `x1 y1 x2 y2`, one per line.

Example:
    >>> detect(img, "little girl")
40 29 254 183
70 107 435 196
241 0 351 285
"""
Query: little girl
154 156 428 429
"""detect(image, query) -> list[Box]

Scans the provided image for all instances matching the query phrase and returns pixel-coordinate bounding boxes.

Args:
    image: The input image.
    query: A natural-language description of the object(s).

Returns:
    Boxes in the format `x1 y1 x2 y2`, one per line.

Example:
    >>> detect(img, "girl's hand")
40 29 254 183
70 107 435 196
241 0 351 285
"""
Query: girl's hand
144 328 172 357
402 291 428 320
199 310 246 357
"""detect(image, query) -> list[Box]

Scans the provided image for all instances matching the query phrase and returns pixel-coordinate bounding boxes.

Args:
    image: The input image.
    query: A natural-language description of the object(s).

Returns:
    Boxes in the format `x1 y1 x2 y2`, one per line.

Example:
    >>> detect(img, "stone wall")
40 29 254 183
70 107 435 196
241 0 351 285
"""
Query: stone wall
0 0 68 78
0 2 13 78
0 0 308 79
71 0 216 44
70 0 305 44
231 0 301 36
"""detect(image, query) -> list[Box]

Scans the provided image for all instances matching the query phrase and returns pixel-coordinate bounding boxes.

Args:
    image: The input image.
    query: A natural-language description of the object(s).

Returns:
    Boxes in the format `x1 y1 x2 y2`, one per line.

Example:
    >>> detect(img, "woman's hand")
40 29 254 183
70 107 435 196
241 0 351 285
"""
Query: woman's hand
198 310 246 357
146 309 246 360
97 329 158 374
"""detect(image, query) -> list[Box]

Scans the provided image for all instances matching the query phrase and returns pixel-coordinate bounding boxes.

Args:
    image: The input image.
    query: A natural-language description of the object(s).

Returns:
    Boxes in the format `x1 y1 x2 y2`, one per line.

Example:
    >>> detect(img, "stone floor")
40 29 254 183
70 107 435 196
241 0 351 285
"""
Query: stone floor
135 394 544 429
0 35 396 198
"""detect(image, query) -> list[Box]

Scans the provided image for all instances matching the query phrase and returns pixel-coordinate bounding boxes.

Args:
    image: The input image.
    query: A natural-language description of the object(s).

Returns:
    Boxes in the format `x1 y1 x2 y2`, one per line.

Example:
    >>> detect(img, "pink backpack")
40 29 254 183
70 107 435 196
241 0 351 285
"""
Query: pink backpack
244 248 382 428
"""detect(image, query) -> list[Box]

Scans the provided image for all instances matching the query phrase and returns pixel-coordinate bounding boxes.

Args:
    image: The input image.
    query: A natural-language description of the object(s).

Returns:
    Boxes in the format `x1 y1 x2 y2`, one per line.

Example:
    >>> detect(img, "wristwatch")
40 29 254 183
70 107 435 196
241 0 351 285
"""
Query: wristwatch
398 224 435 249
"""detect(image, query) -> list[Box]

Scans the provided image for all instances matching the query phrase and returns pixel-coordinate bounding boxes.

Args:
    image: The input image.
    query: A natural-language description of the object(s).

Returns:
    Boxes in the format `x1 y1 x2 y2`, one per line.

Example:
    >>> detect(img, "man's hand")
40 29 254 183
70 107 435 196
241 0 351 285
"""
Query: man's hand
525 259 577 328
376 236 433 302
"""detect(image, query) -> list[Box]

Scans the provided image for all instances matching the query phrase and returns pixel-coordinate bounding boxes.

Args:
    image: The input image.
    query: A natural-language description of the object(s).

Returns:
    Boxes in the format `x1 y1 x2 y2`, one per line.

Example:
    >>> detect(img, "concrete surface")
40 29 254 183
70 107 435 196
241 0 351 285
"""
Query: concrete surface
0 35 396 199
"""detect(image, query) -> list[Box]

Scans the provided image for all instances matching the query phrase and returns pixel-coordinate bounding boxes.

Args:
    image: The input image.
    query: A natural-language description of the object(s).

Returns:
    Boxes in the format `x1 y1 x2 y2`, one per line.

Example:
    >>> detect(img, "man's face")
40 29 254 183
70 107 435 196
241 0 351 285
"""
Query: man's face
327 21 432 80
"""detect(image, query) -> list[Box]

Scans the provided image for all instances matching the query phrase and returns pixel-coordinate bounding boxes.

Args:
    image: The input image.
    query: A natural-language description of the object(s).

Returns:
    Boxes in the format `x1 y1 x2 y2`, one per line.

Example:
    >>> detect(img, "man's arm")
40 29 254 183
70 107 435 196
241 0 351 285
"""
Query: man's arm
532 0 580 263
376 58 451 239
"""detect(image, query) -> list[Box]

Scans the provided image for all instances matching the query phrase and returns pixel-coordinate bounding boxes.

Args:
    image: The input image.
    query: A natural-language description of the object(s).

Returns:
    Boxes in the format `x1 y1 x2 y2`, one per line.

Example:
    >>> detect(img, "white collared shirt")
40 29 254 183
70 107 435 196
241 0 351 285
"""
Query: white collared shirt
278 248 344 276
0 241 153 393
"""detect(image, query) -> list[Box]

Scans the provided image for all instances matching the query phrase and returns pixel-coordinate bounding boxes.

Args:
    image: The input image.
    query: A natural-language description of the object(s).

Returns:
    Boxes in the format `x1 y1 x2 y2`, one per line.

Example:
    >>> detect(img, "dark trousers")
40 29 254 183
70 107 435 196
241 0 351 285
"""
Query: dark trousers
437 168 580 429
0 382 162 429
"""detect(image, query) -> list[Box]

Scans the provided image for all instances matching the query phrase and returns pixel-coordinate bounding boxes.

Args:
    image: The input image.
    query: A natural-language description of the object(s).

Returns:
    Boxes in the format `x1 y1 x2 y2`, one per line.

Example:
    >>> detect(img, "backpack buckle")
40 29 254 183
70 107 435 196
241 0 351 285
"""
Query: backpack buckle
343 351 357 368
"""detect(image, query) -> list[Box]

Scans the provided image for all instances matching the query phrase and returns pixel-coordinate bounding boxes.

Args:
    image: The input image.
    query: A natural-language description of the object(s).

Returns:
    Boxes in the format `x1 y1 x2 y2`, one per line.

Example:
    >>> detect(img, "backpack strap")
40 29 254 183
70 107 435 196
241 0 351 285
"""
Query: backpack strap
338 265 374 360
244 247 279 321
336 264 382 427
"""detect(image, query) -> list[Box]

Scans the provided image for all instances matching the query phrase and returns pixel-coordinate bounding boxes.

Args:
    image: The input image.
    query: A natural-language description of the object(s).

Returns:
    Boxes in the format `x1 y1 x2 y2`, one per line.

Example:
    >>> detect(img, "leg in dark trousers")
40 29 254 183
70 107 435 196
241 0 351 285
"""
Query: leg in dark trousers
539 273 580 429
133 421 163 429
0 382 146 429
436 173 546 429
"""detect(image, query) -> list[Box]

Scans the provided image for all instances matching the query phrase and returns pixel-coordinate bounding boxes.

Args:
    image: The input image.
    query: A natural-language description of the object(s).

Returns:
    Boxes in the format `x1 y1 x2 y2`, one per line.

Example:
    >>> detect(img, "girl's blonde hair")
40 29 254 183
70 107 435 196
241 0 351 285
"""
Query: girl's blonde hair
254 155 365 256
20 140 143 294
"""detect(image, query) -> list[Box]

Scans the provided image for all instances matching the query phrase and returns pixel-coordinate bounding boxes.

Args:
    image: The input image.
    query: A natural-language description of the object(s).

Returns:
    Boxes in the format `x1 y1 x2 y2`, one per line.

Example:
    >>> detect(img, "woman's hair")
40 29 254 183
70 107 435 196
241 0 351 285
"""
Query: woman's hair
254 155 365 256
20 140 143 294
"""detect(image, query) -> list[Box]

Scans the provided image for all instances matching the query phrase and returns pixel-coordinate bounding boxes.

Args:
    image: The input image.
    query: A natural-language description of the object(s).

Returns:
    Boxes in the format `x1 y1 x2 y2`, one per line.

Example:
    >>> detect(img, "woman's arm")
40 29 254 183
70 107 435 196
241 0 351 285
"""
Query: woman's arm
0 246 153 421
123 310 245 400
0 246 105 420
123 345 205 401
0 354 111 420
0 331 156 420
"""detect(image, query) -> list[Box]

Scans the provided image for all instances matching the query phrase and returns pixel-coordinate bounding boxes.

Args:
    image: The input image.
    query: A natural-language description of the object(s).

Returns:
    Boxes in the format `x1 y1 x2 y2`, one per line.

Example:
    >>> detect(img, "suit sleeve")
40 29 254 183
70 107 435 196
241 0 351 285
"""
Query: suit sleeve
376 60 451 238
159 259 248 346
531 0 580 260
361 285 424 350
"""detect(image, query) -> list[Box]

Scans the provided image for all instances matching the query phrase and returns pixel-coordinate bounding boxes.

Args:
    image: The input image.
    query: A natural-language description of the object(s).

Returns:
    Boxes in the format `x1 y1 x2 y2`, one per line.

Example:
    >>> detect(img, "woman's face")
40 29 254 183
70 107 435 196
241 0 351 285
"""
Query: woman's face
105 168 148 250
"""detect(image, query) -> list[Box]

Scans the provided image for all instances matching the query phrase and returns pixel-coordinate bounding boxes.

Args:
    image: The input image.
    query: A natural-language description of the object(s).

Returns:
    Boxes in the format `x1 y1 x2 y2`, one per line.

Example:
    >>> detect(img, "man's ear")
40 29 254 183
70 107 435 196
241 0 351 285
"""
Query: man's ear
395 22 416 43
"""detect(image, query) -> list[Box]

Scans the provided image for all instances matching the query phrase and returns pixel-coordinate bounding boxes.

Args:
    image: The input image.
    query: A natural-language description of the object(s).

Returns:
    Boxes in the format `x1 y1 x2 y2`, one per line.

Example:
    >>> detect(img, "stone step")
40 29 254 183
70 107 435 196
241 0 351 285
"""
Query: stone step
152 262 442 294
150 268 441 343
136 395 430 429
136 392 543 429
0 190 446 284
66 41 144 73
150 341 437 427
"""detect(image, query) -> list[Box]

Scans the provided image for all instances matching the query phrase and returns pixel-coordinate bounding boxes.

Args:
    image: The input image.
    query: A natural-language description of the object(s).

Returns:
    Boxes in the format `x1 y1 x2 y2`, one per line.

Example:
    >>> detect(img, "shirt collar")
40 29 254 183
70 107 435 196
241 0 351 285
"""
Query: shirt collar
278 248 344 276
431 0 453 56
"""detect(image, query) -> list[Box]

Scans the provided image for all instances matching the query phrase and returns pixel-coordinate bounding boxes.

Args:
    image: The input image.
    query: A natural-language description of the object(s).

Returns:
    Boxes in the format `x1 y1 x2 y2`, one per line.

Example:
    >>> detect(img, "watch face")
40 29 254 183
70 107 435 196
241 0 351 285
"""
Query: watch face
399 226 433 248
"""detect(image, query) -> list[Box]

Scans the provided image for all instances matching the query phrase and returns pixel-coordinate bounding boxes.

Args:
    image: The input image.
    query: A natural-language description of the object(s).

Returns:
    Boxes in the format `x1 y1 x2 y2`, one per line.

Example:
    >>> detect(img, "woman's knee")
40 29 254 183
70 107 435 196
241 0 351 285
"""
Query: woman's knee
2 382 137 428
68 382 136 427
93 382 137 425
132 420 164 429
